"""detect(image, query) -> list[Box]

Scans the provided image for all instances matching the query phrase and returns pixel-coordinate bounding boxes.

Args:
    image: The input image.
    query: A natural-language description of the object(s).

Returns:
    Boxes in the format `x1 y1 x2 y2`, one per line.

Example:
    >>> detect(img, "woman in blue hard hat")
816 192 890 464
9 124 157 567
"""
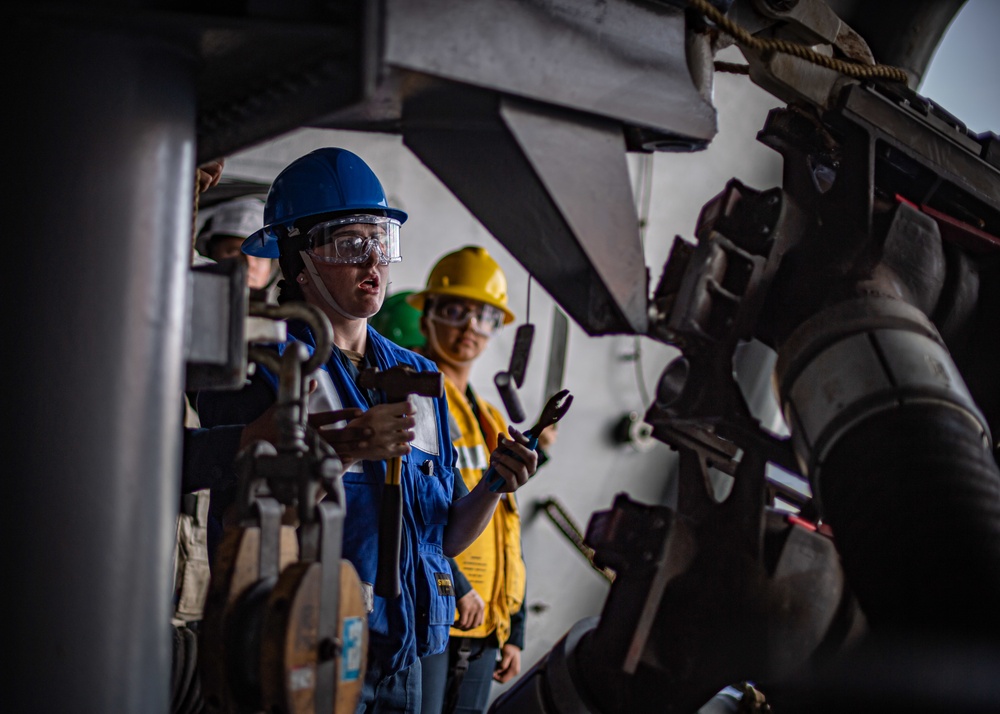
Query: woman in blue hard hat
197 148 538 714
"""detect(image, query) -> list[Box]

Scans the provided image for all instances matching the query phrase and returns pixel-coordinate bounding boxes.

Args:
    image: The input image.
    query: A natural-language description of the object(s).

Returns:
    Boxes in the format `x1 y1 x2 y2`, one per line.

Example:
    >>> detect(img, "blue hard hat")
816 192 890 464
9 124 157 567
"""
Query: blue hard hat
242 148 408 258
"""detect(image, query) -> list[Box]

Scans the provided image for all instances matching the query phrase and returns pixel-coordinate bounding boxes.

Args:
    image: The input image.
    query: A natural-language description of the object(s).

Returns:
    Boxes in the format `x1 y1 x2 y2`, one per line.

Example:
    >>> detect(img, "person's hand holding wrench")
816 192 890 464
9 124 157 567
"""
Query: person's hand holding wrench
486 389 573 492
486 426 539 493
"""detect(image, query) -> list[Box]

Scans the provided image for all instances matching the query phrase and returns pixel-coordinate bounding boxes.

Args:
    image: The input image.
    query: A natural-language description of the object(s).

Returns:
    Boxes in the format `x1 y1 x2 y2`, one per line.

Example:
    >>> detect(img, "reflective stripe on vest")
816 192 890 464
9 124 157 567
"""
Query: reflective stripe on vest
455 443 488 471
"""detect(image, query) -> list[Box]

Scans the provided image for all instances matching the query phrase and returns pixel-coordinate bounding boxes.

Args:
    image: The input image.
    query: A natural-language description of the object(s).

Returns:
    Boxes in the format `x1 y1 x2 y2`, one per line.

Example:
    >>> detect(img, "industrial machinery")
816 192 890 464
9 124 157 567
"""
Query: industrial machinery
197 300 368 714
7 0 998 712
490 2 1000 712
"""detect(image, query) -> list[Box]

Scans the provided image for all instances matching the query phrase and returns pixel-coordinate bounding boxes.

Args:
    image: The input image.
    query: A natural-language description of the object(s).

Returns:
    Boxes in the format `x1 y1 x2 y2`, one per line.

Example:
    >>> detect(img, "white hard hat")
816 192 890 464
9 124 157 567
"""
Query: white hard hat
196 196 266 257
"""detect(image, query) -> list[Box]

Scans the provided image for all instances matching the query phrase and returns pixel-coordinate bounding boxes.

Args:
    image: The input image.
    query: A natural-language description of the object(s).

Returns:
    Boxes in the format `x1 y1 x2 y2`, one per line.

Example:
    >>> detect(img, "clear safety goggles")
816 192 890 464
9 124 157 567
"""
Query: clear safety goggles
305 215 401 265
429 299 505 337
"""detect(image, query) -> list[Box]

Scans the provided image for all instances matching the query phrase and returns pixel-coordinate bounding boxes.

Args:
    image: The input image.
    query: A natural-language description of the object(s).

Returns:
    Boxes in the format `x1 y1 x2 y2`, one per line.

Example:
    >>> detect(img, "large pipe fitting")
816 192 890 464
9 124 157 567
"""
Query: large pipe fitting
775 297 991 489
775 296 1000 638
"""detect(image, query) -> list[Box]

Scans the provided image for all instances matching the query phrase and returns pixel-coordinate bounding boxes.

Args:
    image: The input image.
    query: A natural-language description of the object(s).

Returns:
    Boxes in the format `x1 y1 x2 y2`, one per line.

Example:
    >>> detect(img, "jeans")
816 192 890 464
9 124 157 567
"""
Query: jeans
420 637 498 714
357 658 422 714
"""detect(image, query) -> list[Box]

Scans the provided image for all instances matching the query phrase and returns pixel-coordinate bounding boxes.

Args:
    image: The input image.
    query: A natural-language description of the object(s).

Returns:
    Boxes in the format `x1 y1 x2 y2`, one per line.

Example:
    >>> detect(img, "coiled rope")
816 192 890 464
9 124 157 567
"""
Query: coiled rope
689 0 909 83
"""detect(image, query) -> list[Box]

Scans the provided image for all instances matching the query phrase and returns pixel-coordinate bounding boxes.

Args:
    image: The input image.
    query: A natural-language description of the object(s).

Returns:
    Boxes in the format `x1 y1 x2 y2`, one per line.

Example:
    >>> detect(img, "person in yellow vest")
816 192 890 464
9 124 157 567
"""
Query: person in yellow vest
371 290 496 667
409 246 550 714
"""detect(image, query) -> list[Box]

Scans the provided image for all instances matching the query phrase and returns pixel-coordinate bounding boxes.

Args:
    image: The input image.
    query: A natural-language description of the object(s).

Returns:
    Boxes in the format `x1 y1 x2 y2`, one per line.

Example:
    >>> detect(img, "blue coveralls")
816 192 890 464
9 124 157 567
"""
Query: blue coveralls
198 323 458 707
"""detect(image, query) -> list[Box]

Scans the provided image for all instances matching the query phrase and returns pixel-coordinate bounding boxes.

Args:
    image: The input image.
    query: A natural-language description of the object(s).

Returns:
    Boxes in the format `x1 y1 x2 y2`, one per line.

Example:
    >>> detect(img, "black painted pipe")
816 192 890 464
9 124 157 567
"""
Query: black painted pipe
820 405 1000 637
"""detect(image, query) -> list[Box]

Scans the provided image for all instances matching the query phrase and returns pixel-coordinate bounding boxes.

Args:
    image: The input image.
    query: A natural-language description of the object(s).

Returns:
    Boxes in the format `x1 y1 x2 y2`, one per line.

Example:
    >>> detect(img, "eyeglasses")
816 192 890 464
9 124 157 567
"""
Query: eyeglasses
305 215 401 265
429 300 505 337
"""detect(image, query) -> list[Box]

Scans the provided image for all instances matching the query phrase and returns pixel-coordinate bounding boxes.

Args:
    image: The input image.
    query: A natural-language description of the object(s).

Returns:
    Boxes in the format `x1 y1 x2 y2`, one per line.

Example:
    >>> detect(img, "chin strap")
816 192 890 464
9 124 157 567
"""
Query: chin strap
426 319 474 367
299 251 369 321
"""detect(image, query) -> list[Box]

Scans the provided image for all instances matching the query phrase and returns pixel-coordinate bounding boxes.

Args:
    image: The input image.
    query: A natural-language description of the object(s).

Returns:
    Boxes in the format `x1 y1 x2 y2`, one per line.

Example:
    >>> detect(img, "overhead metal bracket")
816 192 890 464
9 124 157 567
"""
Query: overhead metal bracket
403 84 648 335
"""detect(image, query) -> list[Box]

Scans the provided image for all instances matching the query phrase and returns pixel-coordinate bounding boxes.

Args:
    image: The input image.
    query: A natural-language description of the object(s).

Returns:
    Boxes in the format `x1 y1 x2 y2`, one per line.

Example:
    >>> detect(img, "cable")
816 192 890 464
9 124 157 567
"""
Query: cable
631 154 654 408
525 274 532 325
688 0 909 83
635 154 654 245
632 342 652 406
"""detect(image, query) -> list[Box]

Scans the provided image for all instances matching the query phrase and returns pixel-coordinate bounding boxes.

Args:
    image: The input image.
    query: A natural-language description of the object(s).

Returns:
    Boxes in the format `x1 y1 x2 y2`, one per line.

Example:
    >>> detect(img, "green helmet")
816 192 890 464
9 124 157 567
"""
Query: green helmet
370 291 426 350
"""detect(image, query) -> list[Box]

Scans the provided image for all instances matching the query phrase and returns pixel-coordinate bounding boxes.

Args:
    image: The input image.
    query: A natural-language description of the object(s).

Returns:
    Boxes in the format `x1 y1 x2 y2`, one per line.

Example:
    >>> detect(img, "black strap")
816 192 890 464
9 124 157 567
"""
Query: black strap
180 492 198 517
467 385 513 506
465 385 493 448
443 638 487 714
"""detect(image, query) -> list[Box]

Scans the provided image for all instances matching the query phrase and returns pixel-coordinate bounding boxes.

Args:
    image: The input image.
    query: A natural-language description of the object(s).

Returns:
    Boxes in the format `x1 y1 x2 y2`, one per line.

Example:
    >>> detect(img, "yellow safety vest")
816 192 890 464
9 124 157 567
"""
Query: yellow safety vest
445 378 526 645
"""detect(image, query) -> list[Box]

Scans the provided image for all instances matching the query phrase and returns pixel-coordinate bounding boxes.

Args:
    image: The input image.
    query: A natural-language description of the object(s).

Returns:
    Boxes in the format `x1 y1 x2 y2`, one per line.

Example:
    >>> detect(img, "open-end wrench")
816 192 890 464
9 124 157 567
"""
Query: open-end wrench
486 389 573 492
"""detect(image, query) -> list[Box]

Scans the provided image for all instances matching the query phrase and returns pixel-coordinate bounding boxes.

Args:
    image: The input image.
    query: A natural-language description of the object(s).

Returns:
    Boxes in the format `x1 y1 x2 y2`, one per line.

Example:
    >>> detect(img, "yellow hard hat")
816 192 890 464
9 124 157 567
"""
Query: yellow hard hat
409 246 516 324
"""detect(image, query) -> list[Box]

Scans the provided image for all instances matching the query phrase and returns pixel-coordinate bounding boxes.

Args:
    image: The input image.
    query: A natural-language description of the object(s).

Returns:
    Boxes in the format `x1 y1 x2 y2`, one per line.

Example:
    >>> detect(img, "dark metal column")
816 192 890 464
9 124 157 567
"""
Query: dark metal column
5 19 195 714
